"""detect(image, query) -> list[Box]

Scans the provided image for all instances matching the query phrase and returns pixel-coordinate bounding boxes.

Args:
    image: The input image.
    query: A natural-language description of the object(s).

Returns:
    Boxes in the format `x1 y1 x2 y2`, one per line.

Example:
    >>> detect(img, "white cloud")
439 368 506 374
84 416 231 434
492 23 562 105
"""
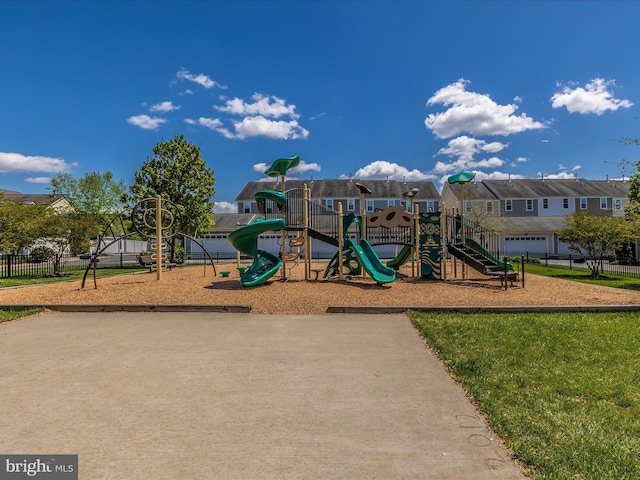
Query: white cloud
176 68 226 90
345 160 435 181
433 135 508 175
25 177 52 184
433 156 505 175
231 116 309 140
550 78 634 115
127 114 167 130
216 93 299 119
540 171 578 179
425 79 546 138
184 117 236 138
436 135 507 162
516 157 527 162
213 201 236 213
0 152 76 173
150 101 179 113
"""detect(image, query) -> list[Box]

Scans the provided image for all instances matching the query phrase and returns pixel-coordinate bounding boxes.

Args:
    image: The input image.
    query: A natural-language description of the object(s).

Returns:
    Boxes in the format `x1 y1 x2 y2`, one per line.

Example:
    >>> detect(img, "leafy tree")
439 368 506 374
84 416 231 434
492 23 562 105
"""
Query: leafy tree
558 211 634 277
0 200 47 253
49 171 127 231
128 134 215 261
35 213 97 275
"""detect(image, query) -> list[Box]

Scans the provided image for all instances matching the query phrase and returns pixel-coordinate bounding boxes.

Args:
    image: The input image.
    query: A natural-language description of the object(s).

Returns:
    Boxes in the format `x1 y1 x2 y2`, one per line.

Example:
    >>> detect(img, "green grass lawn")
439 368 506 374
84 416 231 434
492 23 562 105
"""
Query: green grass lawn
409 311 640 479
0 307 44 324
0 265 146 289
523 262 640 291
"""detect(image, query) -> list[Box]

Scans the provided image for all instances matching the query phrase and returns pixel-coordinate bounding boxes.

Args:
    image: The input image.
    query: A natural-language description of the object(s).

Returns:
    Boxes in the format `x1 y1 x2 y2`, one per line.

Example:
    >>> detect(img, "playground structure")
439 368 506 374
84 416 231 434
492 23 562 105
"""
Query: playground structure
81 196 216 289
228 156 517 288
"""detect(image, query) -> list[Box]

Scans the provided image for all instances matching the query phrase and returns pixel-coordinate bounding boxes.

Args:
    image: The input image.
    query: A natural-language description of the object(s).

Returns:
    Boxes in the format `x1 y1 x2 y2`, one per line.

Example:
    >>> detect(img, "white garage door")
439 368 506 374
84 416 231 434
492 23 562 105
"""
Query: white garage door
504 235 548 255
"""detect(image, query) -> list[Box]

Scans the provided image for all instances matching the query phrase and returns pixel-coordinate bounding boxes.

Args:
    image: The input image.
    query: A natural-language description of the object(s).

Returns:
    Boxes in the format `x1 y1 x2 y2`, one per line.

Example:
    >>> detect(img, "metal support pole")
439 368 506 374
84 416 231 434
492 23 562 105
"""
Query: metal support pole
413 202 419 278
441 202 447 281
155 195 162 281
338 202 344 281
280 174 287 281
303 183 310 281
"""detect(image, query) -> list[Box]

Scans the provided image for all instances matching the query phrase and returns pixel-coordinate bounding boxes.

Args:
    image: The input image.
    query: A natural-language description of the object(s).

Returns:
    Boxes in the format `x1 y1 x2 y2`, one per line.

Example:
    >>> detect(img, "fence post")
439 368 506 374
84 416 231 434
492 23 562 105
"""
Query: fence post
6 254 11 278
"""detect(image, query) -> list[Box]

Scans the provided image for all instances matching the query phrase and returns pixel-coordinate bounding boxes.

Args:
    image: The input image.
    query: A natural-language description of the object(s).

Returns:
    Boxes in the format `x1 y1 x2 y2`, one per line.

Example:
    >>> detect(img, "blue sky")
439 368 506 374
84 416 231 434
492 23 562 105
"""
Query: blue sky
2 1 639 212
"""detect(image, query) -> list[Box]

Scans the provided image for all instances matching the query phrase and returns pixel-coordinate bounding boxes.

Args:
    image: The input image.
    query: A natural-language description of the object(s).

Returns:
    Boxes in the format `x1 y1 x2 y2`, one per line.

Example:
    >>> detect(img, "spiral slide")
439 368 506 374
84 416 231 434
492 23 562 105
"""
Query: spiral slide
228 218 286 287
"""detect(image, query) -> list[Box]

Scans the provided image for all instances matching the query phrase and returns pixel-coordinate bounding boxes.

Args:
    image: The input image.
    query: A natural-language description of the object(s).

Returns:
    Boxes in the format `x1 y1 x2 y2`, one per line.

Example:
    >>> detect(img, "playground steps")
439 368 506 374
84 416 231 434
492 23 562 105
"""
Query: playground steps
447 243 501 275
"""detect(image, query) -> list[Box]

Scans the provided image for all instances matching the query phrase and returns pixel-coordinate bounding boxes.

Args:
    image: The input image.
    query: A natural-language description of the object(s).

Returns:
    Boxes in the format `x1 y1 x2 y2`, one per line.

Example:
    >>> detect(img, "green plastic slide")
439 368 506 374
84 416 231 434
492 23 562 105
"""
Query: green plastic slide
345 238 396 285
228 218 286 286
386 245 413 271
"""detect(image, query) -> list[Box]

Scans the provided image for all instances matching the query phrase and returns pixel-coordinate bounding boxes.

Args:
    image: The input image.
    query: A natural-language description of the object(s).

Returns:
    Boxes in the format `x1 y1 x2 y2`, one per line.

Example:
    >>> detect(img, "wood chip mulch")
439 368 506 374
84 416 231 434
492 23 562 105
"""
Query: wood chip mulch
1 263 640 315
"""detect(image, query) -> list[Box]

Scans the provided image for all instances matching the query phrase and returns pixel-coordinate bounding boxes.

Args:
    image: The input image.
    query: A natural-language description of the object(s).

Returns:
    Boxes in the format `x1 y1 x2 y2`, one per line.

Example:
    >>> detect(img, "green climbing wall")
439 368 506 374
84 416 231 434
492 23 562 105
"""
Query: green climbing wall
419 212 442 279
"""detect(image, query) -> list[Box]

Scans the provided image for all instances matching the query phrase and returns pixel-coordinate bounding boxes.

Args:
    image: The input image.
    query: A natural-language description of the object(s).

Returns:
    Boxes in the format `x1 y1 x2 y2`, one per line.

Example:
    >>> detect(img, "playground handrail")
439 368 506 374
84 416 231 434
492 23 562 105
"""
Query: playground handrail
445 213 502 262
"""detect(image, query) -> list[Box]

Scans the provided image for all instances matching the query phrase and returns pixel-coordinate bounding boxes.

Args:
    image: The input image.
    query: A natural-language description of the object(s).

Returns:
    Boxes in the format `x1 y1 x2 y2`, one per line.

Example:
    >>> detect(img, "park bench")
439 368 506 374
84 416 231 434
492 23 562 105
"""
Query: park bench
138 255 177 273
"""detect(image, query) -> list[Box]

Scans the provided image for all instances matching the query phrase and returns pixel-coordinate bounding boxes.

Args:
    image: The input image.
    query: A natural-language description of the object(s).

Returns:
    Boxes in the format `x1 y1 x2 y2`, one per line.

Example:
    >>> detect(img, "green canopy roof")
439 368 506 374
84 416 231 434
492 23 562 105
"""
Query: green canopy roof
447 170 476 184
264 155 300 177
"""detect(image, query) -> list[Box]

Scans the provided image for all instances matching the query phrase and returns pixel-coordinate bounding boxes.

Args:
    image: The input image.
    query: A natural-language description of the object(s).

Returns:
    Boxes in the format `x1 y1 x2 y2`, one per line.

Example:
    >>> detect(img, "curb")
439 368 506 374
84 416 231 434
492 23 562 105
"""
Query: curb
0 304 251 313
326 305 640 314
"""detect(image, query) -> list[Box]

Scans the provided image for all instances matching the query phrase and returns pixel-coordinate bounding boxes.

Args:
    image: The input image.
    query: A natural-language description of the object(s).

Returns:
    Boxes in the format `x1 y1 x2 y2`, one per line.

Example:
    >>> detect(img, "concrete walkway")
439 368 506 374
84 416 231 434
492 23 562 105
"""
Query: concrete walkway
0 312 526 479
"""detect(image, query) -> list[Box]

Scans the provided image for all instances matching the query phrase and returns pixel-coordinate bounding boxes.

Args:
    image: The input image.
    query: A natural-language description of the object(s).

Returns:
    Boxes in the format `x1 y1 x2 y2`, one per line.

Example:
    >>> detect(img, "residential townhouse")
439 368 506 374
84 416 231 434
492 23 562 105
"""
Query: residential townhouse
440 178 630 256
235 179 441 215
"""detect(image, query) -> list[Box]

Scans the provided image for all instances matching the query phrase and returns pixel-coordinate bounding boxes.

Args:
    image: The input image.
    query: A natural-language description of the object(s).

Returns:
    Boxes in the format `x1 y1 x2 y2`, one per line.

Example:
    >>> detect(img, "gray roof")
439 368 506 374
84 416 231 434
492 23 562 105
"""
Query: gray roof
209 213 259 231
0 192 66 206
496 216 567 233
235 179 440 202
483 179 628 199
444 181 497 200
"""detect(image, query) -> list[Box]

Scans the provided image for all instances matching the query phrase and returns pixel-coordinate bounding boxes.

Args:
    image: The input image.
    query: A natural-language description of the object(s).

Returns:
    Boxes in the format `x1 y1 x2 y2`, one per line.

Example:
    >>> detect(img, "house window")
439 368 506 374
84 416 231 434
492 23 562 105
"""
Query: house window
242 202 251 213
600 197 607 210
387 200 396 208
405 201 411 213
366 200 374 213
326 199 333 210
526 199 534 211
505 199 513 212
486 201 493 213
465 201 471 213
347 198 355 211
542 198 549 209
563 198 569 209
615 199 622 210
427 201 434 212
580 198 587 209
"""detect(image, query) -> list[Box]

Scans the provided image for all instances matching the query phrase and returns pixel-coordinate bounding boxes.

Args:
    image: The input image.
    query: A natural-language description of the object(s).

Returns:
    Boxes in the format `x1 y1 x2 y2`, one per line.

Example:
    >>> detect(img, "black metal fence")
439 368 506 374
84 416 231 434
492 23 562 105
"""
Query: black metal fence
0 254 122 278
506 251 640 278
